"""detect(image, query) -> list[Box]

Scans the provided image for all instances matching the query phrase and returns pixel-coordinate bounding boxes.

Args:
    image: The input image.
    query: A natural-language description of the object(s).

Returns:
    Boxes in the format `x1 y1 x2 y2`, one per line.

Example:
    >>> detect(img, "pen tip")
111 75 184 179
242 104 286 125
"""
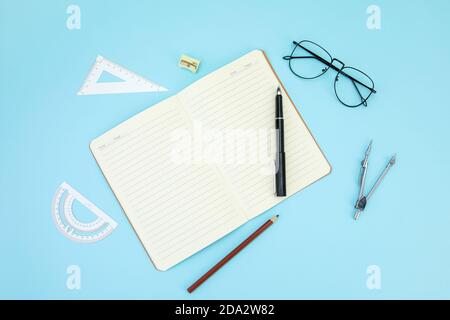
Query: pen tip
277 87 281 95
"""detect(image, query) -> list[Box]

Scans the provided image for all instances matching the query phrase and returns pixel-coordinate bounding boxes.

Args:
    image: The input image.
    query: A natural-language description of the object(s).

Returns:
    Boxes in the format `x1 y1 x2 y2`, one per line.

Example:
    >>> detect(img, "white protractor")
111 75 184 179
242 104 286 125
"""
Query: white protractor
51 182 118 243
77 55 168 95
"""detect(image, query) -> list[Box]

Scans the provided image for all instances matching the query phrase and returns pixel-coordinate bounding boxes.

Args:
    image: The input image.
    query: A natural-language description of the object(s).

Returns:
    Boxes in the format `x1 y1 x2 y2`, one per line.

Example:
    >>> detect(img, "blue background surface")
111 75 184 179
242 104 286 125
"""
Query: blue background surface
1 0 449 299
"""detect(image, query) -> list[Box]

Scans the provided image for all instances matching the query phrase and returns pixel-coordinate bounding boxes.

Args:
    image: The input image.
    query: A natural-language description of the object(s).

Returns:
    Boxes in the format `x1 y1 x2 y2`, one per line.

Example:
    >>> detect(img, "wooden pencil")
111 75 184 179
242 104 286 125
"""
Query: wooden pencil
187 215 279 293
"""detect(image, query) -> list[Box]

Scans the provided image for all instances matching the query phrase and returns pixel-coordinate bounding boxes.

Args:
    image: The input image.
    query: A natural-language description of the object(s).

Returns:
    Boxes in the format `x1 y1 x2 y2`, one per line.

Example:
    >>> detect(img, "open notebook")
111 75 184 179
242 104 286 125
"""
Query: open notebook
90 50 331 271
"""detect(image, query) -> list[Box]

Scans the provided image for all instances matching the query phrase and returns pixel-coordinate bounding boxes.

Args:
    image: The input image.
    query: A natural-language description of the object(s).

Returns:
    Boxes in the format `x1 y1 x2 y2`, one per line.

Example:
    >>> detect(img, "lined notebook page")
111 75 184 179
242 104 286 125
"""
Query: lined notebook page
90 96 246 271
178 50 331 219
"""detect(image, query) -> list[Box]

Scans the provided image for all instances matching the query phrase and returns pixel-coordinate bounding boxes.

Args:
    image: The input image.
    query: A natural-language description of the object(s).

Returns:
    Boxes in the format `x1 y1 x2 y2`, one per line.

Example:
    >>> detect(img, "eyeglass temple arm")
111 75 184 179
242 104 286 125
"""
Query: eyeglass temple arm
291 41 377 94
351 79 368 107
283 56 319 60
338 68 376 94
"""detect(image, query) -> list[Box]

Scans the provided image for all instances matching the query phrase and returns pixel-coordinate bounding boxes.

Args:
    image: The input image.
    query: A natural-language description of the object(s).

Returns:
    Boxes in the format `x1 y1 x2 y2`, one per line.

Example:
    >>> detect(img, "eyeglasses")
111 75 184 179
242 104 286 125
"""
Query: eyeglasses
283 40 376 108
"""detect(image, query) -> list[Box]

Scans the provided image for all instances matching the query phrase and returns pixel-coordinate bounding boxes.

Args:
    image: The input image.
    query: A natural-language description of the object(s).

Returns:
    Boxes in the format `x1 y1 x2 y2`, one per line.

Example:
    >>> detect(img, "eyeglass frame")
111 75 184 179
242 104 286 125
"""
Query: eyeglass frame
283 40 377 108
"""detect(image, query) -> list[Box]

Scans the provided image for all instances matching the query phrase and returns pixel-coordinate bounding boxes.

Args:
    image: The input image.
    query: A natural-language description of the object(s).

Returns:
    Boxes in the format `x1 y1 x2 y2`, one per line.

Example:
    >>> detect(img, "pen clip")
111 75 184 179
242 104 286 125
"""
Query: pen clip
273 160 277 195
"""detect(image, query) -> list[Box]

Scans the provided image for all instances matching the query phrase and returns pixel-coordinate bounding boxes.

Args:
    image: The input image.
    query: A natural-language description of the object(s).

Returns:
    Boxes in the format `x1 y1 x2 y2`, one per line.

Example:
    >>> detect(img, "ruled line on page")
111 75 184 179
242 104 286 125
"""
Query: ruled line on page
179 50 329 219
93 96 246 269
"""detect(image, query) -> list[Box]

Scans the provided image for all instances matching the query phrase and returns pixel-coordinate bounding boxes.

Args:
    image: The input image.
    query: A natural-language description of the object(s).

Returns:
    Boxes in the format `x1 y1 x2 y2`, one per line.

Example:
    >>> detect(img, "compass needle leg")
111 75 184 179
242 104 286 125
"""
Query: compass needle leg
366 154 396 202
354 141 372 215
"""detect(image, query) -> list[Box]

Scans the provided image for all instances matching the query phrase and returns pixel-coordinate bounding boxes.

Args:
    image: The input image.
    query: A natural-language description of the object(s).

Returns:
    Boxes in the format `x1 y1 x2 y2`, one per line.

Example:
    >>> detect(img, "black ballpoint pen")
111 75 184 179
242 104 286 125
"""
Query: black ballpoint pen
275 87 286 197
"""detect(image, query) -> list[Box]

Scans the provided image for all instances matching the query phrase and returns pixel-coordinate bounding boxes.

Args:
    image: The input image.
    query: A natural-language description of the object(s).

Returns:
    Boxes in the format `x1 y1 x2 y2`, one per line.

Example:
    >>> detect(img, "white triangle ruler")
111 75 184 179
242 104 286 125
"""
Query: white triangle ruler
78 55 167 95
52 182 118 243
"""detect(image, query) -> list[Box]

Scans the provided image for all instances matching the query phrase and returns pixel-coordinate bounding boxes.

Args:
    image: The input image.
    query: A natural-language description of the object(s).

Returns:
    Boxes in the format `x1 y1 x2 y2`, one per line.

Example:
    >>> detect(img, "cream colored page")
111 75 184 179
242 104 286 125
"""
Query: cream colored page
90 96 245 271
178 50 331 220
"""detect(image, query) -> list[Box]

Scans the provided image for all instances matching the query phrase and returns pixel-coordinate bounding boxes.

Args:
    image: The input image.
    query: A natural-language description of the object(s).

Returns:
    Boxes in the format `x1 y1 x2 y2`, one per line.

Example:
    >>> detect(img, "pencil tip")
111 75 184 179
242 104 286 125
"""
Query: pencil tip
270 215 279 223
